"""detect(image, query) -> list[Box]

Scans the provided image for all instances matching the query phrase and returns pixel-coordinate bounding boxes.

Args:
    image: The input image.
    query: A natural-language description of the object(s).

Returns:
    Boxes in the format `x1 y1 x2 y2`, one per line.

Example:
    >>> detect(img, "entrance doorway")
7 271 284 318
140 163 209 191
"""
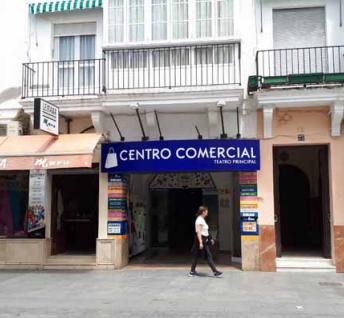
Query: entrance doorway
51 172 99 255
273 146 331 258
151 188 203 252
128 172 239 267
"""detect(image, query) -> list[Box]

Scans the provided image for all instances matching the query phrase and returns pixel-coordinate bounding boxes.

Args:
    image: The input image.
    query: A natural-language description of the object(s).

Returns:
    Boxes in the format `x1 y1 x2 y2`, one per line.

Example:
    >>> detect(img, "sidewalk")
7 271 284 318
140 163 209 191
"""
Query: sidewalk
0 269 343 317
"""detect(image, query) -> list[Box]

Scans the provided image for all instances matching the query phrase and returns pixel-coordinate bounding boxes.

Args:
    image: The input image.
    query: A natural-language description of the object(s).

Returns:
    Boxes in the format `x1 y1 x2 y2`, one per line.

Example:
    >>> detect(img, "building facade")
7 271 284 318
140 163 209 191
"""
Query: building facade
0 0 343 272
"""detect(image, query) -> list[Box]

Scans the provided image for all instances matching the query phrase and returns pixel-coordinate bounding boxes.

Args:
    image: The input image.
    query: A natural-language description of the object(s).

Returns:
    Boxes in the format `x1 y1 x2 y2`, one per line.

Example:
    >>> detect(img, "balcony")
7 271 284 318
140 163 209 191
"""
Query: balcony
21 41 241 99
22 59 105 98
248 45 344 94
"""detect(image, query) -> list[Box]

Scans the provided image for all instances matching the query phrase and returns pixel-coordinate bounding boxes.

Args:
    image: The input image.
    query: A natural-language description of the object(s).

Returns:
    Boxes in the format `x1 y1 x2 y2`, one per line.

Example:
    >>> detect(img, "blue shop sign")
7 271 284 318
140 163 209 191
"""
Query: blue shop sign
101 139 260 173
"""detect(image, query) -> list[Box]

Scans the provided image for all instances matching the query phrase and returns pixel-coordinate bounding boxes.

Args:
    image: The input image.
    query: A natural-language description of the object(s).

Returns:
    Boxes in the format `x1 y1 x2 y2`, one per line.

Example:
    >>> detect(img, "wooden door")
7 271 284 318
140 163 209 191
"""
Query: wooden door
319 147 331 258
273 148 282 257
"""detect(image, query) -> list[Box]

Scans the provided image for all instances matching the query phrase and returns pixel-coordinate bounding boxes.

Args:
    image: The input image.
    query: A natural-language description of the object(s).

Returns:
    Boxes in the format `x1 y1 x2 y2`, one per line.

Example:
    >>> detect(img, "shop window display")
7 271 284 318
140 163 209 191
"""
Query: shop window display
0 173 30 238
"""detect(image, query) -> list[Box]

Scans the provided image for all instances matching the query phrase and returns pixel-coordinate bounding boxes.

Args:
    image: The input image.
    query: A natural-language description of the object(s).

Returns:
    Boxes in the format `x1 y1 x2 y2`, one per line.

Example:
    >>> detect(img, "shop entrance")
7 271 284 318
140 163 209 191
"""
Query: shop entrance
51 172 99 255
128 172 240 267
166 189 202 251
273 146 331 258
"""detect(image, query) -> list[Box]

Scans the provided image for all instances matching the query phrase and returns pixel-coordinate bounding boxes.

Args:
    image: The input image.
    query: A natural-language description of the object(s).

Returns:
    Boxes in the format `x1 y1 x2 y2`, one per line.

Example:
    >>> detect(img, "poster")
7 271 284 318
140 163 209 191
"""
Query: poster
240 172 259 236
27 170 47 233
107 174 128 236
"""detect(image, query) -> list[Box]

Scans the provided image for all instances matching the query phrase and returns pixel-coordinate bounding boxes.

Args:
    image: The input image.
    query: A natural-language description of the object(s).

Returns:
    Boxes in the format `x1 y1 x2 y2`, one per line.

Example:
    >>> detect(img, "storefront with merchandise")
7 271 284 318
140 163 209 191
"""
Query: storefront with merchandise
0 133 102 268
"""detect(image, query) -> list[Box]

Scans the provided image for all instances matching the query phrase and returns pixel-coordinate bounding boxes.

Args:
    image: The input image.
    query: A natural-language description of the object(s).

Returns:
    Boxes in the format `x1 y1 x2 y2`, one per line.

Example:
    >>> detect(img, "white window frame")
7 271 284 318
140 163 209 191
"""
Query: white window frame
53 33 96 90
104 0 236 46
53 34 96 61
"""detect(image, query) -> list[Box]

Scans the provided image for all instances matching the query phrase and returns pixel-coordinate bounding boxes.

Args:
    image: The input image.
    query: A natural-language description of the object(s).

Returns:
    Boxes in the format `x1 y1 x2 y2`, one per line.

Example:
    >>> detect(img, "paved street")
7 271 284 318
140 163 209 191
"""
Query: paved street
0 268 344 317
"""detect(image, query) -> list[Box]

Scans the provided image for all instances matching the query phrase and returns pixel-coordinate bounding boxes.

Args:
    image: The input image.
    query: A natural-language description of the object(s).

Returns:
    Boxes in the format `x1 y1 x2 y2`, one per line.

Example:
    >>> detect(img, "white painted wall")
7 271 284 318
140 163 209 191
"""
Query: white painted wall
0 0 27 93
28 9 104 62
95 110 244 141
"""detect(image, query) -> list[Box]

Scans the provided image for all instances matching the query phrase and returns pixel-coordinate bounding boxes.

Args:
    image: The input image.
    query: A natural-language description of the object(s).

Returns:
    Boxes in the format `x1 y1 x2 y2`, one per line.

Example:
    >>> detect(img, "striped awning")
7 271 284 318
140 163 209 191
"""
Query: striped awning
29 0 103 15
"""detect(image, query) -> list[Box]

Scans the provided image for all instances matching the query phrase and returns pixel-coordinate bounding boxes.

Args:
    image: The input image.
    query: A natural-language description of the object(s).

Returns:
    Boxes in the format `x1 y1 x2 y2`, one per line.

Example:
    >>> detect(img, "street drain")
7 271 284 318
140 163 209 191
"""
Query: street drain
319 282 343 287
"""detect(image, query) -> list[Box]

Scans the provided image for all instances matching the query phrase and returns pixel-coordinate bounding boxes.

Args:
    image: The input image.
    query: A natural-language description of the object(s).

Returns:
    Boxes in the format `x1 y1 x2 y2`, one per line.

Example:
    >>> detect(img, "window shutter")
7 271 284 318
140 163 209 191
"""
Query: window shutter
273 7 326 49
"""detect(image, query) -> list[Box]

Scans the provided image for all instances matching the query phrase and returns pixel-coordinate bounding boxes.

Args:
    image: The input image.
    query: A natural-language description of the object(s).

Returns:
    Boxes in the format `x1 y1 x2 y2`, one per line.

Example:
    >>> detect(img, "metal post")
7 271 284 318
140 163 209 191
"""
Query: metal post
110 113 125 141
195 125 203 140
236 107 241 139
154 110 164 140
135 108 149 141
219 106 228 139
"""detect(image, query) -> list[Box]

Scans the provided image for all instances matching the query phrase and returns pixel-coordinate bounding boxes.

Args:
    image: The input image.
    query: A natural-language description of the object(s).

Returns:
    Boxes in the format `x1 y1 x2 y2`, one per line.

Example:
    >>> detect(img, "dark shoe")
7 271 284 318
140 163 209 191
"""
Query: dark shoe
214 271 223 277
188 271 199 277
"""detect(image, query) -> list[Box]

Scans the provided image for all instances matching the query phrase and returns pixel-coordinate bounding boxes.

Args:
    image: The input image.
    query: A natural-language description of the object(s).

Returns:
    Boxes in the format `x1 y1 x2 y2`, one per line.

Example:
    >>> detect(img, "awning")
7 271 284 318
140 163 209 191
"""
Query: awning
0 133 102 170
29 0 103 15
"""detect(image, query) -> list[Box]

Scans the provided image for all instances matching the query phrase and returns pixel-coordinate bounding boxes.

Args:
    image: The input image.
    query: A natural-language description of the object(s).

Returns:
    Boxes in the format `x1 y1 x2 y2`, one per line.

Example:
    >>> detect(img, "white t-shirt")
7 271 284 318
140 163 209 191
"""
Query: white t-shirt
195 216 209 237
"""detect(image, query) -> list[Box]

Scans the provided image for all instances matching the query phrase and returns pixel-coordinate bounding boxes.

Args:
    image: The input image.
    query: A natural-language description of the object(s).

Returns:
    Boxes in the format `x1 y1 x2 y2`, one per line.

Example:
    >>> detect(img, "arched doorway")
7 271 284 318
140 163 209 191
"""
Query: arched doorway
278 165 318 252
274 146 331 258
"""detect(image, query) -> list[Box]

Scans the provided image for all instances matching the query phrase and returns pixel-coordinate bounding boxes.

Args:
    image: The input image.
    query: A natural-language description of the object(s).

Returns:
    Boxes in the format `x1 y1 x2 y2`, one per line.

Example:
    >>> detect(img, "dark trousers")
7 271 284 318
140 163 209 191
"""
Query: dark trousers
190 237 217 273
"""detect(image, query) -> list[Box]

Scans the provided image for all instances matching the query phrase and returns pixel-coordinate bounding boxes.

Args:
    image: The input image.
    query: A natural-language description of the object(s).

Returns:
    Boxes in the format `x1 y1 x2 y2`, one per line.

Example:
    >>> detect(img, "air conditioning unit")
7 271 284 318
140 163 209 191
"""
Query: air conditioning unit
6 121 23 136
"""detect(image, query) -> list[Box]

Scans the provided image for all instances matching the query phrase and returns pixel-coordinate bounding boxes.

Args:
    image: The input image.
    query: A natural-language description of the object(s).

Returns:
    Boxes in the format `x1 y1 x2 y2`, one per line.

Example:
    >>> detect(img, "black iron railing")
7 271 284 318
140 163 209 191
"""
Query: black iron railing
22 58 105 98
22 42 241 98
103 42 241 91
256 45 344 77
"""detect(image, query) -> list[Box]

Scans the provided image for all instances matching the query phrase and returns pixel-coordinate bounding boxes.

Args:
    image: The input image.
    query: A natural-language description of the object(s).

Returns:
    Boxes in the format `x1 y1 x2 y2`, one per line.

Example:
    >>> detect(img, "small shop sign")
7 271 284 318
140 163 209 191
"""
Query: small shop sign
34 98 59 136
102 139 260 173
107 221 128 235
28 170 47 233
240 212 259 236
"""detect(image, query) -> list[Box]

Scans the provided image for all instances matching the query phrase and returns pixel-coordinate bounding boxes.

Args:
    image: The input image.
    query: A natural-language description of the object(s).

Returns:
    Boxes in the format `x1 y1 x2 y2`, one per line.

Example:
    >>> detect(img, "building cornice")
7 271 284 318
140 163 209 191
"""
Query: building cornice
255 87 344 108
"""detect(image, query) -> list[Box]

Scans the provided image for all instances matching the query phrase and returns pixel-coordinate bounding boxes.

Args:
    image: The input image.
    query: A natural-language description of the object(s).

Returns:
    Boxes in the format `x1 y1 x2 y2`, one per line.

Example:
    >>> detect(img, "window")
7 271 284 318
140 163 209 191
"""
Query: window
214 45 233 64
196 0 212 38
129 0 145 41
79 35 96 86
109 0 124 42
172 0 188 39
58 36 75 87
107 0 234 43
152 47 190 67
171 47 190 65
273 7 326 75
0 173 29 238
152 49 171 67
56 34 96 87
59 36 75 61
195 45 233 64
152 0 167 40
217 0 233 36
111 50 148 68
195 47 213 64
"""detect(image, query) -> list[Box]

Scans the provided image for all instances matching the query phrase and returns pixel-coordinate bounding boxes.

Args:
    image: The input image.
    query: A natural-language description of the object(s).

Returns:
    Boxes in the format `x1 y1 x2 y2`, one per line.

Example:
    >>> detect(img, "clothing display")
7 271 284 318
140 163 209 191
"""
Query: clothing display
0 175 29 237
